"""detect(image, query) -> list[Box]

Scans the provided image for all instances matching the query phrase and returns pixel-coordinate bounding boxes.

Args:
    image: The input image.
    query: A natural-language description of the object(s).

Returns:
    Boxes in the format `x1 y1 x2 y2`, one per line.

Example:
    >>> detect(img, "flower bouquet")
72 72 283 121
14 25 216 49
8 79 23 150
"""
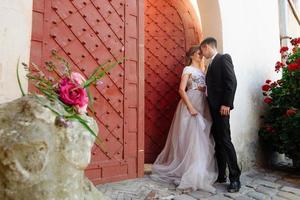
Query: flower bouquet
259 37 300 168
17 50 123 146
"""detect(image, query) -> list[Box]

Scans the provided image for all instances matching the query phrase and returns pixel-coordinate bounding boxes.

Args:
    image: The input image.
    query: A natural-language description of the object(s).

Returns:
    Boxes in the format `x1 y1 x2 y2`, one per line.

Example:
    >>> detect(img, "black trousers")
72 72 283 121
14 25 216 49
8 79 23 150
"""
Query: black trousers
210 108 241 182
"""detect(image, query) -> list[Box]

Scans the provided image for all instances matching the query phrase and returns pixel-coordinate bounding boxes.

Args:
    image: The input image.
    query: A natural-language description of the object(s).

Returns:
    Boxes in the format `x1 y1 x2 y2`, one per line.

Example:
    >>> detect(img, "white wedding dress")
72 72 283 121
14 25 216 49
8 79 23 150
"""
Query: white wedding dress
151 66 218 193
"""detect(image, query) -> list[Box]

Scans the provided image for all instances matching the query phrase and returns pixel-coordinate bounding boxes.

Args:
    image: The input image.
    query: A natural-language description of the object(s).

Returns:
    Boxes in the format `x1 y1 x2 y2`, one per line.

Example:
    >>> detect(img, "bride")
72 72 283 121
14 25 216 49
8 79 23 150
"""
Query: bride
151 45 218 193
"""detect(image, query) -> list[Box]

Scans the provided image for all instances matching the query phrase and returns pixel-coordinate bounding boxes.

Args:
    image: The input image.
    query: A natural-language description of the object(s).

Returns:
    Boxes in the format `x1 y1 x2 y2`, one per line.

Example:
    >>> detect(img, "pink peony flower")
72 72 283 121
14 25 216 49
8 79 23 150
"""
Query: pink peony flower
70 72 86 85
58 78 89 113
75 104 88 114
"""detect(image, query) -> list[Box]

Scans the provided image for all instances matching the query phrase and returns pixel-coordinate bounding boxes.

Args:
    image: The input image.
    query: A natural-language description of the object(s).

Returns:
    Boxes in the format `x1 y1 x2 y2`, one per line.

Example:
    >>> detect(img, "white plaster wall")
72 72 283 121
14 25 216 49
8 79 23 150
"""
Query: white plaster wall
196 0 281 169
288 4 300 38
0 0 32 104
190 0 201 26
197 0 223 51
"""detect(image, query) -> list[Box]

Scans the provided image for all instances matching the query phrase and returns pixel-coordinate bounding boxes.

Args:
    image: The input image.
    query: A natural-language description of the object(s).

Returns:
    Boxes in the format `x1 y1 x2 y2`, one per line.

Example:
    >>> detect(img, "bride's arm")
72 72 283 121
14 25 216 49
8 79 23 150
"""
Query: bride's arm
178 74 198 116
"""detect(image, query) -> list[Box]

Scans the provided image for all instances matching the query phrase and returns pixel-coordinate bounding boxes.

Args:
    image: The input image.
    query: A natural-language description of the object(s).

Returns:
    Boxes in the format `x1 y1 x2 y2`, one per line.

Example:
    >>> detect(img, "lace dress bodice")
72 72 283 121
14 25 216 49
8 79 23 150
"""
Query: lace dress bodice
182 66 206 90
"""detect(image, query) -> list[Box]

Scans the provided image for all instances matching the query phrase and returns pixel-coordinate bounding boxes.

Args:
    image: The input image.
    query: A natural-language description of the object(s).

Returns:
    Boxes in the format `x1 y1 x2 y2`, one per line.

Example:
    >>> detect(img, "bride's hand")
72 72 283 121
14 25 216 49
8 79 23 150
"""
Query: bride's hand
198 85 206 92
188 107 198 116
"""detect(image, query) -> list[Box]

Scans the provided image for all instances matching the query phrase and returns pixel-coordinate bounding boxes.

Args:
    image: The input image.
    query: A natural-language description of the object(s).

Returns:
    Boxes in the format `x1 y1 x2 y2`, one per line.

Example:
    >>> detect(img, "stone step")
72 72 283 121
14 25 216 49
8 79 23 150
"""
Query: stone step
281 186 300 195
277 191 300 200
247 191 271 200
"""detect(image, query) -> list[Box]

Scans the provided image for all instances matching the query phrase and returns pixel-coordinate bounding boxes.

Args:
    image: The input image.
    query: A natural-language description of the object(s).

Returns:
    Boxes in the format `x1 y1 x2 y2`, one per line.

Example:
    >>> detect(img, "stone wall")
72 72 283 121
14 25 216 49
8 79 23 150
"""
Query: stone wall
0 96 109 200
0 0 32 104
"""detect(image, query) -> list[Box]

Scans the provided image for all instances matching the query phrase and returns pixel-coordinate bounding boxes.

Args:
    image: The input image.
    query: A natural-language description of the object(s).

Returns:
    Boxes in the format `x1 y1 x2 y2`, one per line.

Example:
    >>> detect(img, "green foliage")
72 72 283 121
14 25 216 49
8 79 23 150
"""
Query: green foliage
259 39 300 159
16 57 25 96
17 51 123 149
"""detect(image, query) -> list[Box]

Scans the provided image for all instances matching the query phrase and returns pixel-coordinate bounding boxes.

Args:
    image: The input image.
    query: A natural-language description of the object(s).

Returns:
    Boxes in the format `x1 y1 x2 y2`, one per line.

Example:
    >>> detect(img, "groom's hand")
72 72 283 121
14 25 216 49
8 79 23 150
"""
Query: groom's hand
220 105 230 116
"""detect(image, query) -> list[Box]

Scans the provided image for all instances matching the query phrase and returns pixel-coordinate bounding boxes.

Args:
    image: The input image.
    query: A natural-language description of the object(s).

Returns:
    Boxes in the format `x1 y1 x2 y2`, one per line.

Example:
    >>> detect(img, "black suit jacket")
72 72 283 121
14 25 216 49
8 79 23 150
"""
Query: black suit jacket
206 53 237 110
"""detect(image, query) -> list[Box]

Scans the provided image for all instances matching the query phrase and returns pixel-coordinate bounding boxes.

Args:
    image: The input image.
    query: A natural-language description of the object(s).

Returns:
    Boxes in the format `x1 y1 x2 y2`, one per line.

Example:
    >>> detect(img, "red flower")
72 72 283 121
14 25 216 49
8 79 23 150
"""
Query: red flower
296 58 300 64
262 84 271 91
286 109 297 117
264 97 272 104
293 47 298 53
270 82 278 88
287 63 299 71
275 61 284 72
58 78 89 108
280 46 289 53
265 79 272 84
277 79 283 85
291 37 300 46
265 125 276 133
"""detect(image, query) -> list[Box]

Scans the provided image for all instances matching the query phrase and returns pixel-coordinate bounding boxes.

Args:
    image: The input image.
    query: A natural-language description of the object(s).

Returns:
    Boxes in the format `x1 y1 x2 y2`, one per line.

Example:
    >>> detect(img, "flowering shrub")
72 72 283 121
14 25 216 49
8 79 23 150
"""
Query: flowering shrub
18 51 122 145
258 38 300 162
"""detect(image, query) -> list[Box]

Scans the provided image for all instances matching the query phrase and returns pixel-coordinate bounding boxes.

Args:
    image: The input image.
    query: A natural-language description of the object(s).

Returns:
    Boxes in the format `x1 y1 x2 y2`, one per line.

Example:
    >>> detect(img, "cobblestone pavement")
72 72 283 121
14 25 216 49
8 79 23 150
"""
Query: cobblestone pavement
97 168 300 200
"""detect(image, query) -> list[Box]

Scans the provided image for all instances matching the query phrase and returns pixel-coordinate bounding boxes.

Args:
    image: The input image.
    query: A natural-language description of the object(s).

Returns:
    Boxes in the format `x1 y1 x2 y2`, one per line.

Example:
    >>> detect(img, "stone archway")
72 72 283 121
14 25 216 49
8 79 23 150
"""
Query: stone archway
197 0 223 51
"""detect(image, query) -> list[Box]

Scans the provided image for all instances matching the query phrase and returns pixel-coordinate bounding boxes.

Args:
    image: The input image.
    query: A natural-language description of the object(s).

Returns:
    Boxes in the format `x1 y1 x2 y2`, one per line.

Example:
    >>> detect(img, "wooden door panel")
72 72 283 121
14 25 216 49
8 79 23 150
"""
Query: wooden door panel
145 0 201 163
31 0 144 184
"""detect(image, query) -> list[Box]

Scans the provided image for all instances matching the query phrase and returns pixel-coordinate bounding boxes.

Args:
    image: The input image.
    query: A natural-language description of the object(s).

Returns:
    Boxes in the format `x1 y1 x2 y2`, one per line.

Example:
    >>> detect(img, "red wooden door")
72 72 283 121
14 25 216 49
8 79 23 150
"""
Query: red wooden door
144 0 202 163
31 0 144 184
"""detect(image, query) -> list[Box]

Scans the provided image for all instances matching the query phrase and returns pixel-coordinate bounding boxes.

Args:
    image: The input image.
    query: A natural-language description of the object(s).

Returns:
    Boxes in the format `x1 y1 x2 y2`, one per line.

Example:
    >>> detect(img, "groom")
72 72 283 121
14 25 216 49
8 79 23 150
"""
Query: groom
200 37 241 193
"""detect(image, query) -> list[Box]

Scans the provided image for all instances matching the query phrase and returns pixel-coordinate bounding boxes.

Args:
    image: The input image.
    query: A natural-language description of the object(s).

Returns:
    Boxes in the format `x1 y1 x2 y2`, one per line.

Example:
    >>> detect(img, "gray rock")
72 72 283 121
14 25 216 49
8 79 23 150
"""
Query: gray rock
0 96 109 200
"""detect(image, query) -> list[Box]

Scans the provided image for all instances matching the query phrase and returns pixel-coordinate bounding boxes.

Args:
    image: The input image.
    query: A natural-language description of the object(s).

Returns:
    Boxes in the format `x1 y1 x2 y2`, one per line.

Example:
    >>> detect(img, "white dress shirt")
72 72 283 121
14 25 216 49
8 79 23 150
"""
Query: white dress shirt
210 51 218 64
206 51 218 72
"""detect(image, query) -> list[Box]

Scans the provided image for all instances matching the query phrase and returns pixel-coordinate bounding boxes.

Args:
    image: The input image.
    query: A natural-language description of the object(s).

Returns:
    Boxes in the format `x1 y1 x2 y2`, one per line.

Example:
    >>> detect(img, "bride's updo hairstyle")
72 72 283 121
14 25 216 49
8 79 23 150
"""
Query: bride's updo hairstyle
186 45 200 66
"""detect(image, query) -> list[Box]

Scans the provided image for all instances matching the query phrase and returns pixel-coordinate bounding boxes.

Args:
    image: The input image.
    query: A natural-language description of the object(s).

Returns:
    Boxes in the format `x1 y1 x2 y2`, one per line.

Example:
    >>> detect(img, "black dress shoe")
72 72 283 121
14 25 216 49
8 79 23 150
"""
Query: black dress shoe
215 176 227 183
227 181 241 193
